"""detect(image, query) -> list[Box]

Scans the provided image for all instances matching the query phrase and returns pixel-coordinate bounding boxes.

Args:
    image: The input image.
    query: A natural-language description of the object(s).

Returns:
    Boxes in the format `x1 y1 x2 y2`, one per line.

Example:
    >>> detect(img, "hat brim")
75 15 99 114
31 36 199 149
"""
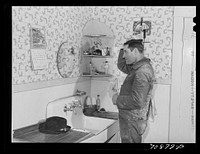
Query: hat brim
39 123 71 134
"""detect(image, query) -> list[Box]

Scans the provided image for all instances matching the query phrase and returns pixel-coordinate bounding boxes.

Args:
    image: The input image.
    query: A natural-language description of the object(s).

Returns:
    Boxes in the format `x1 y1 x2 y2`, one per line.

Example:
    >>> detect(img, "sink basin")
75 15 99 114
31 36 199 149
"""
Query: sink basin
68 109 118 143
46 97 115 133
13 95 119 143
46 96 119 142
72 115 116 135
72 115 118 143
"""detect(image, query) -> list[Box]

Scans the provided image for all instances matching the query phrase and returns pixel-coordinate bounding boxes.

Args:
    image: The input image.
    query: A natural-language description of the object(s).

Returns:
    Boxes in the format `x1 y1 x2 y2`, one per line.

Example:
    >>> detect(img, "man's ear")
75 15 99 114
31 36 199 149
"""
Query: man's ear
133 48 139 54
131 48 136 54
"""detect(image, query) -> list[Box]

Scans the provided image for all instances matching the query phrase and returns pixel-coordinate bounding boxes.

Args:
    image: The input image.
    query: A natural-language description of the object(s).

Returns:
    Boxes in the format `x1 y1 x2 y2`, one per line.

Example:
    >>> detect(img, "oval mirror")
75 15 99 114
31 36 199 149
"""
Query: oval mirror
57 42 76 78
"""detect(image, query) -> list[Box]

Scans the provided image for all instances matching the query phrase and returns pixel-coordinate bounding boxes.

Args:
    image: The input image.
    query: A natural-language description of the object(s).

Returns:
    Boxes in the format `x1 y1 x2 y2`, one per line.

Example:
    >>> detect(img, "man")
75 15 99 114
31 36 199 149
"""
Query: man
112 39 155 143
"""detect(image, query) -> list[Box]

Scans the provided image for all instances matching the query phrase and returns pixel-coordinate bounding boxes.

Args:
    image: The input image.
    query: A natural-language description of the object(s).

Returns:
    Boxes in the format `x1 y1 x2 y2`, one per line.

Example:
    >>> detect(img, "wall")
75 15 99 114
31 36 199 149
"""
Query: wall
90 6 173 143
169 6 196 143
142 84 170 143
12 6 196 143
12 6 173 130
91 6 174 84
90 79 170 143
12 6 93 130
12 6 93 84
90 6 196 143
12 79 91 130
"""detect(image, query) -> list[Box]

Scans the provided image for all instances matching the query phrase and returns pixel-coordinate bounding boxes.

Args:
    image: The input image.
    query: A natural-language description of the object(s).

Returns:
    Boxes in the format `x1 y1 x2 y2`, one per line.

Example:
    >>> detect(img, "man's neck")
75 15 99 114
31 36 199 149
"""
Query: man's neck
136 54 145 63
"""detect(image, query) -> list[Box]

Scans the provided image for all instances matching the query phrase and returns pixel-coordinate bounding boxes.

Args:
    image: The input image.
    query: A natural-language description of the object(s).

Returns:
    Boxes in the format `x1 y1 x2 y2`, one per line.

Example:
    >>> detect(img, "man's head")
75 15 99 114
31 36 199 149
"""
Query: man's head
122 39 144 64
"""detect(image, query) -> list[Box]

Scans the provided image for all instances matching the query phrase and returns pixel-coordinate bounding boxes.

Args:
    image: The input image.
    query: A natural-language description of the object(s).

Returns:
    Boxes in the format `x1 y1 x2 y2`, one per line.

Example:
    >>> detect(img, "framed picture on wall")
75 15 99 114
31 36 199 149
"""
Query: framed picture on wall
29 24 48 70
133 18 151 36
30 25 47 49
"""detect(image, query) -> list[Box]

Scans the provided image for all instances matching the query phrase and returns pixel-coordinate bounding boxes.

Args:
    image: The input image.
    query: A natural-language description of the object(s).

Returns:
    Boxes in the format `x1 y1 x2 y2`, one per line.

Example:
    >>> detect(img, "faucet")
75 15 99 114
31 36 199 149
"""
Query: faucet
63 100 82 115
75 89 86 96
72 100 82 108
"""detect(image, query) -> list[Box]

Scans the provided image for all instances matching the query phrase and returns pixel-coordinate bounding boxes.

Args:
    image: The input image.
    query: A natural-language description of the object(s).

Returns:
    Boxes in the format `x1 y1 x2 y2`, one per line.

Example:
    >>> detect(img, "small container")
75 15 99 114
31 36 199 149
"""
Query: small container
102 48 106 56
104 61 109 74
105 47 110 56
89 61 93 75
93 49 102 56
96 95 101 111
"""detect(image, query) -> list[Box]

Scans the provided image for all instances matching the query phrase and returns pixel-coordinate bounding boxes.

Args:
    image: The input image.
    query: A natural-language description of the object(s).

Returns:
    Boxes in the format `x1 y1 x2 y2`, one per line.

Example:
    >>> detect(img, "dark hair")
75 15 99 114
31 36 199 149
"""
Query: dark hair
123 39 144 53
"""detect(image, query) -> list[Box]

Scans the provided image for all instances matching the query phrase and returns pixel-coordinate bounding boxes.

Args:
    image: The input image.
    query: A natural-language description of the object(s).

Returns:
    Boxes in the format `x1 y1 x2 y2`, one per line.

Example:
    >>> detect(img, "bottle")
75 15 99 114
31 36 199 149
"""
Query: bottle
104 61 109 74
96 95 101 111
102 48 106 56
89 61 93 75
106 47 110 56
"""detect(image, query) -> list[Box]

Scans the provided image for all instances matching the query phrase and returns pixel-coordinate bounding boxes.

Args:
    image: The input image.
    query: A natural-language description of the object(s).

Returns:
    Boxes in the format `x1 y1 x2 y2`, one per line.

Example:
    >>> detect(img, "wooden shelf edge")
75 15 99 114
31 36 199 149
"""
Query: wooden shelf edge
81 74 113 77
83 35 114 38
83 55 113 58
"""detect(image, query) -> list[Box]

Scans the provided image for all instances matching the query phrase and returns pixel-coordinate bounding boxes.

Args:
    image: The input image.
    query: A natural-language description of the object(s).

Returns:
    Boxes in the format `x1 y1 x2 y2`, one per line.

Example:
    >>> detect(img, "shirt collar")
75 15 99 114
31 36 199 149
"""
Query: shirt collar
131 57 151 70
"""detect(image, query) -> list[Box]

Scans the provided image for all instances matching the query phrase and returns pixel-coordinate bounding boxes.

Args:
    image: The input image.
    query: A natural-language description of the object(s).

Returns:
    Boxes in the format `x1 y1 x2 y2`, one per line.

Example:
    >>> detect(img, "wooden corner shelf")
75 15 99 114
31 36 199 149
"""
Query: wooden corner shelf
82 55 113 58
83 35 114 38
82 74 113 78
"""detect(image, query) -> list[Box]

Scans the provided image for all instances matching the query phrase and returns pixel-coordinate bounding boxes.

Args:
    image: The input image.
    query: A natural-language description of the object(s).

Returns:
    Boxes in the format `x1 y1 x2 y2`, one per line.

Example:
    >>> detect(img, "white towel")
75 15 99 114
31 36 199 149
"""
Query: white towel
147 98 157 122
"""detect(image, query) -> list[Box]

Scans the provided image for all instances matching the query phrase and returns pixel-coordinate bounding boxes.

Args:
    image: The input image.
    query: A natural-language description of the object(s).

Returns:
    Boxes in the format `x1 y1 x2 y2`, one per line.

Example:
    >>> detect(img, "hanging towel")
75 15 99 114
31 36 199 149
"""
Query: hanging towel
147 98 157 122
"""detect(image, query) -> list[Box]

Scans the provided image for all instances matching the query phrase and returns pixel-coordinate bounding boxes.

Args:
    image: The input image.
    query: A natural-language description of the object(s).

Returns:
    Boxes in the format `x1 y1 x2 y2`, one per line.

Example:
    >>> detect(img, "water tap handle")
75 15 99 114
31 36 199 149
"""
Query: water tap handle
75 89 86 96
72 100 82 108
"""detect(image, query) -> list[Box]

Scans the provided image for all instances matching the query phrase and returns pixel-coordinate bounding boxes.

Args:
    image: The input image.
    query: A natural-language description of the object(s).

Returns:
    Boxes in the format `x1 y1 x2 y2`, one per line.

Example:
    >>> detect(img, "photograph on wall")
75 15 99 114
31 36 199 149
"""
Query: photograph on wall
133 19 151 36
30 26 47 49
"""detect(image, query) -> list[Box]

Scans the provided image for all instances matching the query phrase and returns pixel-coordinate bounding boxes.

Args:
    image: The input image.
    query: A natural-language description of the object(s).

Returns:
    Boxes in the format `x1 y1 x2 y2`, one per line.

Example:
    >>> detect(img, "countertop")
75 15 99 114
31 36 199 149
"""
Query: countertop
12 111 119 143
86 111 118 120
12 123 94 143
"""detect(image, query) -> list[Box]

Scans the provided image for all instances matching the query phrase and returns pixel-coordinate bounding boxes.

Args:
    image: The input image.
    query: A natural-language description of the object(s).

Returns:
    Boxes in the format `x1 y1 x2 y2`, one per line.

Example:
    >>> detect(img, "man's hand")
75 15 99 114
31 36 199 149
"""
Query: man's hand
112 93 119 105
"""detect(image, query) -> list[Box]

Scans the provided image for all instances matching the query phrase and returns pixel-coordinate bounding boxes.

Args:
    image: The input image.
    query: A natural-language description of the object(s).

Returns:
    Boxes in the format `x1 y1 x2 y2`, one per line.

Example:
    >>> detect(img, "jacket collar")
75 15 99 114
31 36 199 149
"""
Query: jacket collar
131 57 151 70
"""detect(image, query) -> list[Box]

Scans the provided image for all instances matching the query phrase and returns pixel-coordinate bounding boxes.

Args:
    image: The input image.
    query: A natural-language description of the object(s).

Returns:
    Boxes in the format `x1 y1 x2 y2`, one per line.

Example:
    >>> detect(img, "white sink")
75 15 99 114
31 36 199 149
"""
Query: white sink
72 115 116 134
73 115 117 143
46 97 118 142
64 108 117 143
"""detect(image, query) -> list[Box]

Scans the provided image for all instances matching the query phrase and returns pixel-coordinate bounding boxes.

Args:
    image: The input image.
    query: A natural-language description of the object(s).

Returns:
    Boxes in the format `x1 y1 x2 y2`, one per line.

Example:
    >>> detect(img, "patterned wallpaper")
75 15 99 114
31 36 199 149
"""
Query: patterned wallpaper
12 6 93 85
12 6 174 85
92 6 174 82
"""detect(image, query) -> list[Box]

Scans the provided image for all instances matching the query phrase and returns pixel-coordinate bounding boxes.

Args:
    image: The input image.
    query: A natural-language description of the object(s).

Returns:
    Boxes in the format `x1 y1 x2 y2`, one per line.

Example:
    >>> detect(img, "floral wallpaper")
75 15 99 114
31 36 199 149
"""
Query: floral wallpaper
92 6 174 82
12 6 93 85
12 6 174 85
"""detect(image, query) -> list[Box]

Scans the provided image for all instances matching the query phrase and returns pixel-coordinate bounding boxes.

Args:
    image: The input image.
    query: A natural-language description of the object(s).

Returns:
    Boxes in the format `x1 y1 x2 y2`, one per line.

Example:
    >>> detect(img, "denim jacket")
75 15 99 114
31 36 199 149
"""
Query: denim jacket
116 49 155 121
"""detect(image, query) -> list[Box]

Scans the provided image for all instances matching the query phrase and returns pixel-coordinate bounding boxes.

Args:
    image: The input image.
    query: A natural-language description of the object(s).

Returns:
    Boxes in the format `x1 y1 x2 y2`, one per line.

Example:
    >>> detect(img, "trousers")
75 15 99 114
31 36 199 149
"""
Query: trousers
118 114 147 143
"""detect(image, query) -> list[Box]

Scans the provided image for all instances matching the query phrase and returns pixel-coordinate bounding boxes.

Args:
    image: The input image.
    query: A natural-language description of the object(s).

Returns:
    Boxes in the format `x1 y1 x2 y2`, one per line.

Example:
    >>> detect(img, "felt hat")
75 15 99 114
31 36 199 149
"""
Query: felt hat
38 116 71 134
